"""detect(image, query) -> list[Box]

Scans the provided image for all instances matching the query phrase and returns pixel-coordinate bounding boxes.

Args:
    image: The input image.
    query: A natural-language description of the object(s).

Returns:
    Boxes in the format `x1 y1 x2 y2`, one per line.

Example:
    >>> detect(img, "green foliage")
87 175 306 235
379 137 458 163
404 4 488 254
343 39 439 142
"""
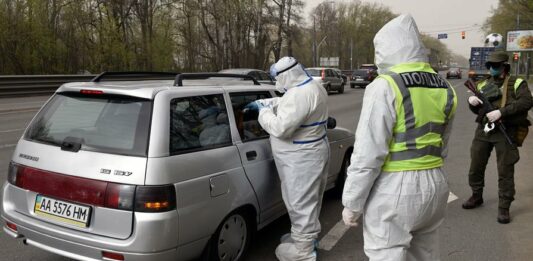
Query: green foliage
484 0 533 37
0 0 458 74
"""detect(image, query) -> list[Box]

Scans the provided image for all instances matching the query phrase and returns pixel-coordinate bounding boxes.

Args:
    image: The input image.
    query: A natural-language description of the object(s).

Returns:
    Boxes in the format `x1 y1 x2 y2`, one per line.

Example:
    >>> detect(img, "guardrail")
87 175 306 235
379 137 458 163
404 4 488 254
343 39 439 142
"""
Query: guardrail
0 74 178 97
0 75 95 97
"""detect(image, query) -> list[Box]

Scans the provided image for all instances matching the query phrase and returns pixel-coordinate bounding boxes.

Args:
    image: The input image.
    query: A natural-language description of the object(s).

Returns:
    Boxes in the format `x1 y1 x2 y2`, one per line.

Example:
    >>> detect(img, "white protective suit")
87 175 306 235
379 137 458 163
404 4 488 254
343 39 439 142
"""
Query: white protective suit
342 15 454 261
257 57 330 261
198 107 230 147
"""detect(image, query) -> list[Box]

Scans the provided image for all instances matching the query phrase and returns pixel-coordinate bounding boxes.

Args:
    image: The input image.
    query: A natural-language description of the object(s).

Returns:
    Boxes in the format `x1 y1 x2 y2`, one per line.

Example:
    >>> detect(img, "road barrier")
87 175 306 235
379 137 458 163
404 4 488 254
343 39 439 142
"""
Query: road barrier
0 74 177 97
0 75 95 97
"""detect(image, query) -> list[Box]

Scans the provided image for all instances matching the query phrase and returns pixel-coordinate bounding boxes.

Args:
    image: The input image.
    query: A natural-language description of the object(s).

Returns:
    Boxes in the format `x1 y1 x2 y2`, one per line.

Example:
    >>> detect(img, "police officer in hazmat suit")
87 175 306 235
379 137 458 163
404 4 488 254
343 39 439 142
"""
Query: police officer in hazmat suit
341 15 457 261
246 56 329 260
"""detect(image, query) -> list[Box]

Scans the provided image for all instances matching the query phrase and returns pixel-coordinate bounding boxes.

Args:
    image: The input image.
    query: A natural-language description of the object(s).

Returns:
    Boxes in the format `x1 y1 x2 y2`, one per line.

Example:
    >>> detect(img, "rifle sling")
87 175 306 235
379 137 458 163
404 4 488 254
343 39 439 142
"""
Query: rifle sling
500 76 510 108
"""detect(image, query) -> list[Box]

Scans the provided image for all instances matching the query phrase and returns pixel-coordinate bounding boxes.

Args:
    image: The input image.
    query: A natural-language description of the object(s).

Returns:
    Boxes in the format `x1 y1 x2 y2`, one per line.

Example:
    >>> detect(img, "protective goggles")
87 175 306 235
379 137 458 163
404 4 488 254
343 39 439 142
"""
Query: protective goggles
270 60 299 78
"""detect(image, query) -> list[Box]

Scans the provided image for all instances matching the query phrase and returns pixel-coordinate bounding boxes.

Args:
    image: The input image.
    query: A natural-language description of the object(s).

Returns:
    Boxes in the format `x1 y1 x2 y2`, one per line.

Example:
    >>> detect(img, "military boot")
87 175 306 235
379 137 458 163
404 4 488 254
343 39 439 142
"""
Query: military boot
497 208 511 224
462 192 483 209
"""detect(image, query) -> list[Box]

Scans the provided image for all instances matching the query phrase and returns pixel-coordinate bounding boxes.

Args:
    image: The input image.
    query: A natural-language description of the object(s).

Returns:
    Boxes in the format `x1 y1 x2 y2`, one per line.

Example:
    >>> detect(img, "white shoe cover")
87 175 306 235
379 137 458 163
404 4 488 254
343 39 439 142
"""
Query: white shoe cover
275 241 317 261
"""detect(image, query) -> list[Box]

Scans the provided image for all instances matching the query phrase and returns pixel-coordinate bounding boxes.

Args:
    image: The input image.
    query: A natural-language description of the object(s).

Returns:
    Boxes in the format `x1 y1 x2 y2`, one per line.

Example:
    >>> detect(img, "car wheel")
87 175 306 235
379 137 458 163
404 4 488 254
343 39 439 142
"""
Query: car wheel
350 84 355 88
334 149 352 195
326 84 331 94
338 84 344 94
205 211 253 261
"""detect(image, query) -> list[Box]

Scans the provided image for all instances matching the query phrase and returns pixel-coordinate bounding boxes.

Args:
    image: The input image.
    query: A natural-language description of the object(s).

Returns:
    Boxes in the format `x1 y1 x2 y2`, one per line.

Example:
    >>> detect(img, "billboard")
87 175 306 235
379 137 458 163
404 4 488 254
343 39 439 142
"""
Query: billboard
319 57 339 67
506 30 533 51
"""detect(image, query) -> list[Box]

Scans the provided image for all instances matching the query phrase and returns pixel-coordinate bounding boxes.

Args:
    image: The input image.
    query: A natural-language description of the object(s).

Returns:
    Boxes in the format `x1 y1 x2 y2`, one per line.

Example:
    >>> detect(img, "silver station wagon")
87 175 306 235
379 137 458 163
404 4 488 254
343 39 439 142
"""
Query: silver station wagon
1 72 355 261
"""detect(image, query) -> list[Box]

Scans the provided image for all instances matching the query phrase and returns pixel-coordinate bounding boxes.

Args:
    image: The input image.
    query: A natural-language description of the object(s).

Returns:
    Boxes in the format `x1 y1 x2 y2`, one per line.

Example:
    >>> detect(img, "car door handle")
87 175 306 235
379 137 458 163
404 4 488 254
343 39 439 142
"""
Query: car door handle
246 151 257 161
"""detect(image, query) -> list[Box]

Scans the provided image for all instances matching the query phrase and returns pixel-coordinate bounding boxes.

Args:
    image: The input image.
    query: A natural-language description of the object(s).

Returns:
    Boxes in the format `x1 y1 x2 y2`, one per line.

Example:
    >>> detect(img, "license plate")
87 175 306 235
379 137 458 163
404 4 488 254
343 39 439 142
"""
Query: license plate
356 78 364 81
34 195 91 227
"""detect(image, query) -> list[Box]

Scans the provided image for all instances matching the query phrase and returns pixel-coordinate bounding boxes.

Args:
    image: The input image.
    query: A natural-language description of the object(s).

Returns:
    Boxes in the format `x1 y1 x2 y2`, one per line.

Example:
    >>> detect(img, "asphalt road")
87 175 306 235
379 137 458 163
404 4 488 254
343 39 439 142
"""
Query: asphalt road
0 79 533 261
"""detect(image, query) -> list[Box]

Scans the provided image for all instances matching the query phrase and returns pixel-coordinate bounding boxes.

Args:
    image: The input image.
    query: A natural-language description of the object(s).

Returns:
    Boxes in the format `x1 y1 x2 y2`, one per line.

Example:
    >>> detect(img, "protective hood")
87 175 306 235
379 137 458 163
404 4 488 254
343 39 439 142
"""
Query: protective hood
373 14 429 74
271 56 312 92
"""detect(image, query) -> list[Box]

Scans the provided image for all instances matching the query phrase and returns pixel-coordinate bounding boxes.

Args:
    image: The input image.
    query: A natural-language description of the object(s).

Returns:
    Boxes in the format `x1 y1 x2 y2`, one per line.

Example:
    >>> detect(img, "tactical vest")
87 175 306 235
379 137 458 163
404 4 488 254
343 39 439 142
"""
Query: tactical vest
477 77 525 107
380 63 457 172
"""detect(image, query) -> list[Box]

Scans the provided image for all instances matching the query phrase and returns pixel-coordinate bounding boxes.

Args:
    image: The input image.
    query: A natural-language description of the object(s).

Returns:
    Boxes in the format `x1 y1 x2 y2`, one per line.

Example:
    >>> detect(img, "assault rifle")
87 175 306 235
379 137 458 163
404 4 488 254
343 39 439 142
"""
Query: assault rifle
464 79 514 146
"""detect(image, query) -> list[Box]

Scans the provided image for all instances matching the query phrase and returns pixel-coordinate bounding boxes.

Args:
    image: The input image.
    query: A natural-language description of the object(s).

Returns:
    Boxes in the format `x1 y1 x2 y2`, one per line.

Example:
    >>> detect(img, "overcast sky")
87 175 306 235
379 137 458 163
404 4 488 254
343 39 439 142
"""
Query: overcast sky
304 0 501 58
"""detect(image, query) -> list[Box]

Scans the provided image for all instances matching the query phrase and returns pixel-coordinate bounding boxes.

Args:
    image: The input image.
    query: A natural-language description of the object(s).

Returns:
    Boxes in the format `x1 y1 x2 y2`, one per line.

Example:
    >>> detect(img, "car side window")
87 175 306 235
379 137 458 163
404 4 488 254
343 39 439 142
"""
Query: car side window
230 92 271 142
169 94 231 155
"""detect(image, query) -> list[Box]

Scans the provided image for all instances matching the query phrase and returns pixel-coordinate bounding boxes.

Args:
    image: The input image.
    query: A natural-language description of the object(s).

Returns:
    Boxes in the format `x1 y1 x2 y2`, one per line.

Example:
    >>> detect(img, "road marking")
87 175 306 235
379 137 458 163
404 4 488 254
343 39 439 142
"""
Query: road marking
318 220 351 251
448 191 458 203
0 144 17 149
319 191 459 251
0 128 25 133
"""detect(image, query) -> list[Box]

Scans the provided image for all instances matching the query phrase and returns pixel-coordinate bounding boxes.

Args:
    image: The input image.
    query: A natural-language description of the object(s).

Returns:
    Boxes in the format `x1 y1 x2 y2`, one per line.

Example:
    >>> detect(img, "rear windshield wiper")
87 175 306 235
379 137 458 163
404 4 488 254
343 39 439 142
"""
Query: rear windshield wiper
61 137 84 152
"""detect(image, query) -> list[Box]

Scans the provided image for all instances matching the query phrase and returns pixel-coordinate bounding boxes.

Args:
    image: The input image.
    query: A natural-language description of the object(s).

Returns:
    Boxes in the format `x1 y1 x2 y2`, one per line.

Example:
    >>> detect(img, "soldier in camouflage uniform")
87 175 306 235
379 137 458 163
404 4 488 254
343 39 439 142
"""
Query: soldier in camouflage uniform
463 51 533 224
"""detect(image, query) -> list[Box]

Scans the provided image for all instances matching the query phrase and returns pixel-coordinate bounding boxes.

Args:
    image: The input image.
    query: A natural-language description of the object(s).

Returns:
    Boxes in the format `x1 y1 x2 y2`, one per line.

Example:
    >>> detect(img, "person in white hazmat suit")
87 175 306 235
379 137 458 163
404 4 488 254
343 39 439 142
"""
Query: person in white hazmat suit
341 14 457 261
245 57 330 261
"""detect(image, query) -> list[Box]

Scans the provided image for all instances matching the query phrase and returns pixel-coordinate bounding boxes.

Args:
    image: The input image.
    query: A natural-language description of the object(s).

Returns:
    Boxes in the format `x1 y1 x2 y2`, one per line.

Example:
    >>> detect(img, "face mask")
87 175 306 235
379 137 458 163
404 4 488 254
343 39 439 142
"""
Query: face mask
490 67 501 77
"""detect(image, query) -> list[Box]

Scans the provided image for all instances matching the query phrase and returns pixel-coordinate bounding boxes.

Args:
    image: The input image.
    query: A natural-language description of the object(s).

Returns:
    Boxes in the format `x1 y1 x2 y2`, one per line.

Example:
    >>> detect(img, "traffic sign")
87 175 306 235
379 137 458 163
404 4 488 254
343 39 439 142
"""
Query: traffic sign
438 33 448 39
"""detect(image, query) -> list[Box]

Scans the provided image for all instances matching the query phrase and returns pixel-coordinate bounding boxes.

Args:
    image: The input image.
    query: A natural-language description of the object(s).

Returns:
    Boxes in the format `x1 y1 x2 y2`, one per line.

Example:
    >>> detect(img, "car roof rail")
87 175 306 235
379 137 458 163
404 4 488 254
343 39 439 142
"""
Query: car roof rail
91 71 178 82
174 73 260 86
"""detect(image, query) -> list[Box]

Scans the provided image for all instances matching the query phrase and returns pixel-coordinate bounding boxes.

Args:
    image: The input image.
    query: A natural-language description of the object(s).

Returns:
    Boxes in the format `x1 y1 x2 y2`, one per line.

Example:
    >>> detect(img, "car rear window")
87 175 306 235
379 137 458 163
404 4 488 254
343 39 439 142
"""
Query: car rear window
352 70 369 76
306 69 321 76
25 93 152 156
360 64 377 70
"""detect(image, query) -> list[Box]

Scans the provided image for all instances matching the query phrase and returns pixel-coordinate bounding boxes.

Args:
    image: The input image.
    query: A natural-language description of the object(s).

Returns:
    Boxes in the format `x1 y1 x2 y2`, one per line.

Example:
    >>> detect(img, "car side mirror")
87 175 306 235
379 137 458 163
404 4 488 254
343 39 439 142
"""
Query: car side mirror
327 117 336 129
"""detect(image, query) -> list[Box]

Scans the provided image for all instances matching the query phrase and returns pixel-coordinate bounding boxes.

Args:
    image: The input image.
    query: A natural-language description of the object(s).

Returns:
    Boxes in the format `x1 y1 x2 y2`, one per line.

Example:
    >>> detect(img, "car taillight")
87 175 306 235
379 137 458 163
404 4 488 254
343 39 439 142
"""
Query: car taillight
7 162 18 185
9 164 177 213
10 164 134 211
104 183 135 210
134 185 176 212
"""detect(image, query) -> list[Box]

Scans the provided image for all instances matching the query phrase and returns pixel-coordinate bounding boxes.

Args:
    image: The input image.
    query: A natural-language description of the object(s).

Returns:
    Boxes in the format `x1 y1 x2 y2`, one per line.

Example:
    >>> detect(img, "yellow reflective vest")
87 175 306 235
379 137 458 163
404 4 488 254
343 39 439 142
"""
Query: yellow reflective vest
379 63 457 172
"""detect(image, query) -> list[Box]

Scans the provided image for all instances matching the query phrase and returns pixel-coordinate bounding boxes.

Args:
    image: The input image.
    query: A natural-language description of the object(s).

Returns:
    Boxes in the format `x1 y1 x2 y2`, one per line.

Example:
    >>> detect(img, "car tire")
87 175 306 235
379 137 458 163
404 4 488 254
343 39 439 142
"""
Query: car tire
338 84 344 94
334 149 352 196
326 84 331 94
350 84 355 88
203 210 254 261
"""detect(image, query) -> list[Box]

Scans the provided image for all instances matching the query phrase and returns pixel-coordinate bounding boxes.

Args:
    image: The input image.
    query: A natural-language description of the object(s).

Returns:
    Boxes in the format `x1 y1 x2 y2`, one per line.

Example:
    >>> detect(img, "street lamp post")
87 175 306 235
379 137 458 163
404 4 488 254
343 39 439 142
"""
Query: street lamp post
312 0 335 67
316 36 327 67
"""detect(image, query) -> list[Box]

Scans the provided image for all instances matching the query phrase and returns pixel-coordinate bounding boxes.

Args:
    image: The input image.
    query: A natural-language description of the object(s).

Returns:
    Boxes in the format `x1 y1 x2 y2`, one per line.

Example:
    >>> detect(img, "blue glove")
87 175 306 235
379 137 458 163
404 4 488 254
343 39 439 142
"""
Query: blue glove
244 101 259 111
243 101 266 111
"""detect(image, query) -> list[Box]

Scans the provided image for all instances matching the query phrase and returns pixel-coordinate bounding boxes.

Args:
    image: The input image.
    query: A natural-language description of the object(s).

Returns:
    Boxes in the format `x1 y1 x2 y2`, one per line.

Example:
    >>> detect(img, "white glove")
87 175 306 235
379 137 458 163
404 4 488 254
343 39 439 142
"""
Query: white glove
468 96 483 106
486 110 502 123
342 208 361 227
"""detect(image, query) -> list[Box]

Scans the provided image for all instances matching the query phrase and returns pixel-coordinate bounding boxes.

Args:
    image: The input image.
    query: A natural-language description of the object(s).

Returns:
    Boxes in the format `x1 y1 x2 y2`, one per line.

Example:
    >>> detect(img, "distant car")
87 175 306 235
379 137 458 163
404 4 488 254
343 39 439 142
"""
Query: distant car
360 64 378 73
219 68 275 85
332 68 348 87
306 67 345 94
350 69 377 88
446 68 462 79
